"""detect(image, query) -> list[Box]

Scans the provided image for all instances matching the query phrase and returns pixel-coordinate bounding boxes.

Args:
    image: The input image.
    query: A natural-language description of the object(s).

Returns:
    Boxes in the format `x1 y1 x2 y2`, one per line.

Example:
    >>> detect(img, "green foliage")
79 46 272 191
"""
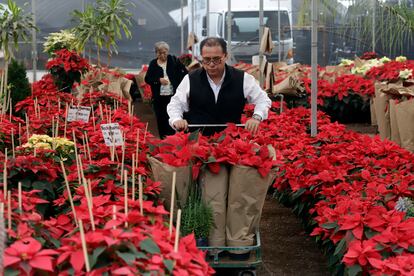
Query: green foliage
43 29 79 56
72 0 133 65
297 0 345 27
345 1 414 55
320 93 371 124
0 0 37 60
181 184 214 239
7 59 31 113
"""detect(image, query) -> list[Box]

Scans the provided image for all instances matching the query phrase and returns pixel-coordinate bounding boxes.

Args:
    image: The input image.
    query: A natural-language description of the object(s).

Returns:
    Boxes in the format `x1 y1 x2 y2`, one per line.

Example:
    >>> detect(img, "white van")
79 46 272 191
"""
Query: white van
188 0 293 63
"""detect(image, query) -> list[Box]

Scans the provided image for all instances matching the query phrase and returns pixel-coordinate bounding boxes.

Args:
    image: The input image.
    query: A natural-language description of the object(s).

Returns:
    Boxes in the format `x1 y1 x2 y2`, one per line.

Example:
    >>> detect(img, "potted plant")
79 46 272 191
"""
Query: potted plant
181 184 214 246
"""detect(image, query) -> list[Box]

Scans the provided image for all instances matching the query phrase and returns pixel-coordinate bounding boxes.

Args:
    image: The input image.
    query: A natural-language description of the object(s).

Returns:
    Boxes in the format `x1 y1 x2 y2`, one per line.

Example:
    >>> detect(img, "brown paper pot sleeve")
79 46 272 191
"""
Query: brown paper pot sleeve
200 165 229 247
373 83 391 140
389 99 401 145
370 98 377 126
395 99 414 152
148 156 192 212
226 165 276 254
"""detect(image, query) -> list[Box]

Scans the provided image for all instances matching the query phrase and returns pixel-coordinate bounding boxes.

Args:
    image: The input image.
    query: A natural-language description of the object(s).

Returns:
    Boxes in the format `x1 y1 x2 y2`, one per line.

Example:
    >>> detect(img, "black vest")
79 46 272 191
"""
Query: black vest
184 65 246 135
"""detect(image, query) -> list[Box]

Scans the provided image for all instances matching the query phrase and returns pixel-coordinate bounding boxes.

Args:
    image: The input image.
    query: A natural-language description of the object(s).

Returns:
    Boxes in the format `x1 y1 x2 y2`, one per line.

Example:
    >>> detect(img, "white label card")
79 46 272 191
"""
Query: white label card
67 106 91 123
100 123 124 146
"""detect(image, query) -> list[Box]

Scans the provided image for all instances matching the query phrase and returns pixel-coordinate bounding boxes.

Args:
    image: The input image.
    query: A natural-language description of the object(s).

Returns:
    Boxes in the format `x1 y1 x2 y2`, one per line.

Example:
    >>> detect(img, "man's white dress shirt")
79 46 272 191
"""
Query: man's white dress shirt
167 70 272 128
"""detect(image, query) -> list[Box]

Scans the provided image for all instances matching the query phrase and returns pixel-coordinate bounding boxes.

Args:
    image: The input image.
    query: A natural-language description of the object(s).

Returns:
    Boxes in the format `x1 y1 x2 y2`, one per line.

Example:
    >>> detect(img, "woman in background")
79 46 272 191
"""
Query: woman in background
145 41 188 138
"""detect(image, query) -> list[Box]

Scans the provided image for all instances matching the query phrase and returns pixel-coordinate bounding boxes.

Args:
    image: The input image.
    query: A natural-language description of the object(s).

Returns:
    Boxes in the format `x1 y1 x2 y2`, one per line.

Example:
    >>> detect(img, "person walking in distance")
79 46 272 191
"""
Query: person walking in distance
145 41 188 138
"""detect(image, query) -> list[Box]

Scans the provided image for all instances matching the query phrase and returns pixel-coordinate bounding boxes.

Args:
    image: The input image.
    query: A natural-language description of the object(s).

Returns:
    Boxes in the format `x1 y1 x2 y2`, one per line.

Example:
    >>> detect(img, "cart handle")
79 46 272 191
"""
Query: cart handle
188 124 245 128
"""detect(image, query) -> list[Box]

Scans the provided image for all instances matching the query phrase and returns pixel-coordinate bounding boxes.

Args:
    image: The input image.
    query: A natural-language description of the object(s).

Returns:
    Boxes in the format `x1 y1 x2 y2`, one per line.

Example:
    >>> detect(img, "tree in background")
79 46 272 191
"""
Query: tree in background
346 0 414 56
0 0 36 114
298 0 414 58
72 0 132 67
96 0 132 66
7 59 31 114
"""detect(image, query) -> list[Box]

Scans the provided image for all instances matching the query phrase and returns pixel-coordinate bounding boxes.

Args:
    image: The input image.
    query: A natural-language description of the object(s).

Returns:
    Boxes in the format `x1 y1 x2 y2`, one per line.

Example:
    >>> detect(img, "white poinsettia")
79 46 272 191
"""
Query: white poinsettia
399 69 413 80
379 56 391 63
395 56 407 62
43 30 78 55
351 59 383 75
339 59 354 66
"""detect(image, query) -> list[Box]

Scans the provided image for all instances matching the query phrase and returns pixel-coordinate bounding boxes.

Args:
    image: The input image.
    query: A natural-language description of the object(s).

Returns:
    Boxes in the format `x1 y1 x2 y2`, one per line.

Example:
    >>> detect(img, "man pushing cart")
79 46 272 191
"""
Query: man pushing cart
167 35 272 260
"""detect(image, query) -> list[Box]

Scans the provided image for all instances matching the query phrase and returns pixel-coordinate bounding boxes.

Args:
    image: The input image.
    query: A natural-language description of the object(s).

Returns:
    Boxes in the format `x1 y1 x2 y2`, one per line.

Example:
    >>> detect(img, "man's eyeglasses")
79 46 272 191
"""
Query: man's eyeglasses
201 56 223 65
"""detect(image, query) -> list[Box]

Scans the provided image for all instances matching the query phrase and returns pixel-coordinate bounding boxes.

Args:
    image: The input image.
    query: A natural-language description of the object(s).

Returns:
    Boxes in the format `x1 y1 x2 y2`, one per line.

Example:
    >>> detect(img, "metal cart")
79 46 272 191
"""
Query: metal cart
186 123 272 275
198 230 262 276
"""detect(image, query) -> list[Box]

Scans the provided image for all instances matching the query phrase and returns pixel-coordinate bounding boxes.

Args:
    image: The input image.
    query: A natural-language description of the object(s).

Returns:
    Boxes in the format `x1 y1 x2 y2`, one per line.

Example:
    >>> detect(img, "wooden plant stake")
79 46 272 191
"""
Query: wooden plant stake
55 116 60 138
7 191 11 231
169 171 177 236
135 129 140 168
112 205 117 230
63 103 68 138
174 209 182 252
99 102 104 121
11 129 15 158
3 161 7 201
91 105 96 132
18 123 21 146
84 133 92 163
124 170 128 228
138 175 143 216
78 220 91 272
73 131 82 186
18 181 22 212
8 98 11 122
120 134 126 185
25 113 30 141
82 177 95 231
131 154 135 201
79 158 95 231
51 117 55 139
59 161 78 226
143 123 148 145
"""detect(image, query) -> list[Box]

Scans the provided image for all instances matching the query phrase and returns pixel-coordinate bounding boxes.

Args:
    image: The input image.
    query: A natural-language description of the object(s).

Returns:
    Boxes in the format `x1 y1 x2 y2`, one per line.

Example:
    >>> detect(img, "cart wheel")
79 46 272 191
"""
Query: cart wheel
238 269 256 276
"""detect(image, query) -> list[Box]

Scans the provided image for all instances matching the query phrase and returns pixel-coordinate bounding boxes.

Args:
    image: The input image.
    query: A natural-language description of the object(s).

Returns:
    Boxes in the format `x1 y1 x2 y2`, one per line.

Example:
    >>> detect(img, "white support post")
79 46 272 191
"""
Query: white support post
310 0 318 137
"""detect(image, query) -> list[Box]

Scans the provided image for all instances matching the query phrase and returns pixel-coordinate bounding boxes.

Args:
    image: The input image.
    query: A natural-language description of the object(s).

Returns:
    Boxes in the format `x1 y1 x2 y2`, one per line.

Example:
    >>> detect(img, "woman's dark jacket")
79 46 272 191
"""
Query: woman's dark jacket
144 55 188 100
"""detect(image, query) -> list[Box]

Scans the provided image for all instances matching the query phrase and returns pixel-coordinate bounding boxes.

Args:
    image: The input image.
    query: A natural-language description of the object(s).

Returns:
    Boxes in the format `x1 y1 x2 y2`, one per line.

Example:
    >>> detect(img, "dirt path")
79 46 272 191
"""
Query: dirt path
256 196 330 276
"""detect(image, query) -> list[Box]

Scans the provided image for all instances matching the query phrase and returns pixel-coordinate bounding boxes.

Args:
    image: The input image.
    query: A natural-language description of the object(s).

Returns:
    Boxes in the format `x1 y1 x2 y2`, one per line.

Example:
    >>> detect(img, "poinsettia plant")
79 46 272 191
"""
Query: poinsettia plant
46 49 90 92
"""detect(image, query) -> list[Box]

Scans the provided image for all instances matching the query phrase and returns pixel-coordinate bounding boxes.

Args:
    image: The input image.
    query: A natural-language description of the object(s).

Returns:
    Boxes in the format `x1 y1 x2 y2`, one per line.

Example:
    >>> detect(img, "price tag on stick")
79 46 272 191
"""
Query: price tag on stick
100 123 124 147
67 106 91 123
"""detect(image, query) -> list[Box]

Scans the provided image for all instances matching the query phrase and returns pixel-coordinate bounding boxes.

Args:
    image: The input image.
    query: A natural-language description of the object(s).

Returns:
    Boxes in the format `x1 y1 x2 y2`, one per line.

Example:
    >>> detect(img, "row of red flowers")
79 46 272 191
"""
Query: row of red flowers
0 54 213 275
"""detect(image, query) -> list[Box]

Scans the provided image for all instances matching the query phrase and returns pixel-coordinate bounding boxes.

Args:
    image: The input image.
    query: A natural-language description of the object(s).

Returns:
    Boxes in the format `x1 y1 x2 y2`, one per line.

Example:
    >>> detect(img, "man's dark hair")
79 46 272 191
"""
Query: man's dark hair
200 37 227 54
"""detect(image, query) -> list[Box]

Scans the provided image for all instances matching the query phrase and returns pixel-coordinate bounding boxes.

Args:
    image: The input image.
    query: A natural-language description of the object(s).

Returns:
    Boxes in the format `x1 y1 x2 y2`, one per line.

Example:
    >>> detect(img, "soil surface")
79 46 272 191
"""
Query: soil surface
134 100 377 276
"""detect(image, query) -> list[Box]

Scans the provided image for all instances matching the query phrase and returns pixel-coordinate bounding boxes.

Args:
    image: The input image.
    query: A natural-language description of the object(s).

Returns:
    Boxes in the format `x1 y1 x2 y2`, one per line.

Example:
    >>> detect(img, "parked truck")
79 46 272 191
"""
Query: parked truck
188 0 293 63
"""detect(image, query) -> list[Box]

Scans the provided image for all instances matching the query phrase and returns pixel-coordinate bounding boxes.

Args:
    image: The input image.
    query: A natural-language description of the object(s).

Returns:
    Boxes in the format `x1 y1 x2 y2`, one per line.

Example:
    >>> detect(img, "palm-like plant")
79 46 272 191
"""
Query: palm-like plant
348 0 414 55
73 4 106 65
0 0 36 114
72 0 132 66
97 0 132 66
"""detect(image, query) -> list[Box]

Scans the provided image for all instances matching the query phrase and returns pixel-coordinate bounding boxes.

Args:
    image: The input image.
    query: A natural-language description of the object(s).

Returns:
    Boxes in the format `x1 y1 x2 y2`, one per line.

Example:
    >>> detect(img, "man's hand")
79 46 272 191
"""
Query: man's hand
159 78 169 85
173 119 188 132
245 117 261 135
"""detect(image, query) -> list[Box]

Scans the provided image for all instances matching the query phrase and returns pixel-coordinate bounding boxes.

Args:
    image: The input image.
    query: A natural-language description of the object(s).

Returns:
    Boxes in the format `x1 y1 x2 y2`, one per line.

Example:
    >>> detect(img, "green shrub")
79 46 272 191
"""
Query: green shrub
8 59 31 113
181 184 214 239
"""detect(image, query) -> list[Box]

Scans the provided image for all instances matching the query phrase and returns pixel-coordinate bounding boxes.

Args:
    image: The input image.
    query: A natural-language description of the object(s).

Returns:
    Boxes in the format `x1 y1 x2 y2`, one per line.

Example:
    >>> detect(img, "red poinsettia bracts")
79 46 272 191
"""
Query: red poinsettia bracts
4 237 59 273
46 49 90 73
366 60 414 82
